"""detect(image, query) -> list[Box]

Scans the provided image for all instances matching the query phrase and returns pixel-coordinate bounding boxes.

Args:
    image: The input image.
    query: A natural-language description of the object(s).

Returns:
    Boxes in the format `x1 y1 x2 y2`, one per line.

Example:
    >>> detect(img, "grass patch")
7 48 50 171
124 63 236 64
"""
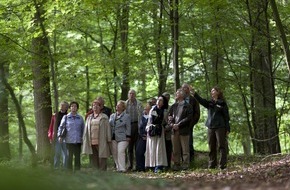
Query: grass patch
0 165 167 190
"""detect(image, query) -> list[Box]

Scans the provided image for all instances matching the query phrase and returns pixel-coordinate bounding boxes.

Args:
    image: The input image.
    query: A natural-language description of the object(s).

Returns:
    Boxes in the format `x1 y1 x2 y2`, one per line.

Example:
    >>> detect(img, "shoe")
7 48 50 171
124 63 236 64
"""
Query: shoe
172 165 181 171
181 166 189 170
219 165 227 170
208 165 216 169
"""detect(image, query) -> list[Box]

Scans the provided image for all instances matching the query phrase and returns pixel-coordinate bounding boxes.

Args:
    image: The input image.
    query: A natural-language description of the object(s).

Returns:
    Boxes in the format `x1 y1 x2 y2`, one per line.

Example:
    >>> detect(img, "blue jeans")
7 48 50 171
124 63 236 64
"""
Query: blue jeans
54 140 68 169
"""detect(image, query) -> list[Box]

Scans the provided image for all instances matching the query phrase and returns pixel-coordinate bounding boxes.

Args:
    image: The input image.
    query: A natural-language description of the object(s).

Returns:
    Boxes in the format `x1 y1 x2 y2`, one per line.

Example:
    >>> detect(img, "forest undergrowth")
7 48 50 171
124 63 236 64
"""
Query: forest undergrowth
1 152 289 190
128 152 290 190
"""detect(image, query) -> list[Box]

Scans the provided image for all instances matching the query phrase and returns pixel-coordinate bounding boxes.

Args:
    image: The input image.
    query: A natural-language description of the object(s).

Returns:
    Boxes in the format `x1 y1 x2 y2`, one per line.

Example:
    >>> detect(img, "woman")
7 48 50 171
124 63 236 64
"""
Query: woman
109 100 131 172
82 100 112 171
192 86 230 169
48 101 69 170
58 101 85 171
145 95 168 173
135 103 151 172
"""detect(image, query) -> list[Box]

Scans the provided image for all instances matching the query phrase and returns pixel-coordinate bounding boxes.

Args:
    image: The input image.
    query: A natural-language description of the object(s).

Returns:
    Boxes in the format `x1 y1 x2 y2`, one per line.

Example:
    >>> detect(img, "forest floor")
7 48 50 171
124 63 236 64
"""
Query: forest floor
1 152 290 190
126 152 290 190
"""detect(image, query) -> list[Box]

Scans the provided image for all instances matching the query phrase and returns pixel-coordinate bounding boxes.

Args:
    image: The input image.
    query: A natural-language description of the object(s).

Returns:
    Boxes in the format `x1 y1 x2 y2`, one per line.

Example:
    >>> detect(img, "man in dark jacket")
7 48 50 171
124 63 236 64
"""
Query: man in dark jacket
168 89 193 170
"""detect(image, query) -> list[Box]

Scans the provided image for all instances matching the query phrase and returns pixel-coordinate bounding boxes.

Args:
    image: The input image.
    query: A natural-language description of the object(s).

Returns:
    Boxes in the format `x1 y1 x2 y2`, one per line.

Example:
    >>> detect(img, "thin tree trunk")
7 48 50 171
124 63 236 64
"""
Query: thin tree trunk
269 0 290 73
153 0 167 95
119 2 130 100
0 65 37 166
170 0 180 91
0 62 10 161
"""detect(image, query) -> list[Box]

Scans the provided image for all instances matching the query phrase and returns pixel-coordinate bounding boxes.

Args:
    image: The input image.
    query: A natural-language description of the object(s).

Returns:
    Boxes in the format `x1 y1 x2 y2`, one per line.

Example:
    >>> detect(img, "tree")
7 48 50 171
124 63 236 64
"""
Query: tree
247 0 281 154
0 62 37 166
0 61 10 160
269 0 290 73
153 0 171 95
31 0 52 161
170 0 180 91
119 1 130 100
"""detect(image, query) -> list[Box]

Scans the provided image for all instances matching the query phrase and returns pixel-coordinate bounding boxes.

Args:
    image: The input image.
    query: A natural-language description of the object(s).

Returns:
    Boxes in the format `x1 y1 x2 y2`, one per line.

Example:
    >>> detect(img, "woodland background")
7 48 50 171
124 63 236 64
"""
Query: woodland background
0 0 290 168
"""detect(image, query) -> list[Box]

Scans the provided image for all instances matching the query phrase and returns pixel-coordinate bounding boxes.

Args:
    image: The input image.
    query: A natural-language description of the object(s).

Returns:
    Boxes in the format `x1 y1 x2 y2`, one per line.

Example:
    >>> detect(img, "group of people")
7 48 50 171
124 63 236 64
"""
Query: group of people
48 84 230 172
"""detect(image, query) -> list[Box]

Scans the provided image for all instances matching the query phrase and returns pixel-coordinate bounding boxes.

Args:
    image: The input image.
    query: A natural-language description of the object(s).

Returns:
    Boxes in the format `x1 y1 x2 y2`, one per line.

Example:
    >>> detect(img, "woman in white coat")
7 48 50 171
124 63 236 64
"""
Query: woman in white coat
145 95 168 173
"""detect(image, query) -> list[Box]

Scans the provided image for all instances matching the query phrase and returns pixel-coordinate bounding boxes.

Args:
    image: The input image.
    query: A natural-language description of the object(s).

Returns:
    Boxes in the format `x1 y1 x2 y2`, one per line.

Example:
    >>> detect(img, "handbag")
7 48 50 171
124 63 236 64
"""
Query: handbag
60 116 67 138
148 124 162 137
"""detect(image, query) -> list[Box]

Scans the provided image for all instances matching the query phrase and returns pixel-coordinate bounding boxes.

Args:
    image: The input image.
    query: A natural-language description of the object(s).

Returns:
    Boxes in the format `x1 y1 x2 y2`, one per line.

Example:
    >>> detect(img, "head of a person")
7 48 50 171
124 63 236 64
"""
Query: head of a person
60 101 69 112
92 100 102 113
160 95 169 109
69 101 79 112
181 83 190 95
147 97 157 106
156 96 164 109
144 103 152 115
95 96 105 109
156 95 169 109
162 92 170 101
128 89 136 101
175 89 186 101
211 86 224 100
116 100 126 113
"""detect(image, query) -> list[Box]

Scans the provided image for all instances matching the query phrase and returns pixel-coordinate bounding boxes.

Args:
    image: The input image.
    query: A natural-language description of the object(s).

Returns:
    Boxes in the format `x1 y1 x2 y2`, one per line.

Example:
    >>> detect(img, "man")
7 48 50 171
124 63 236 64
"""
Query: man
85 96 112 119
126 89 143 170
48 101 69 169
168 89 193 170
182 83 200 162
162 92 172 170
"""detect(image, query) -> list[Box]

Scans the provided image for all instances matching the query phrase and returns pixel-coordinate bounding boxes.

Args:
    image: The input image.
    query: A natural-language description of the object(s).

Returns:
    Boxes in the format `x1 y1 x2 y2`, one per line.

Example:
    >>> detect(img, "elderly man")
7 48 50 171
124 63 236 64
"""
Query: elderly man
126 89 143 171
182 83 200 162
168 89 193 170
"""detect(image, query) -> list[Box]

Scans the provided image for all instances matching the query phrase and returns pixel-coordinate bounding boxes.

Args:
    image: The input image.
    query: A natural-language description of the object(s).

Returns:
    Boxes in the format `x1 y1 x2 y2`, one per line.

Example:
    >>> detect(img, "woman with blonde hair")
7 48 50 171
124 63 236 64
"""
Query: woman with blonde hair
109 100 131 172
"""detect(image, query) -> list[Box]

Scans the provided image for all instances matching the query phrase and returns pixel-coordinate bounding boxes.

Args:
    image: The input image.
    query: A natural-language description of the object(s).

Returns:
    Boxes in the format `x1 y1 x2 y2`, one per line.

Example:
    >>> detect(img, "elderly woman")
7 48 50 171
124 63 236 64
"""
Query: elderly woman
109 100 131 172
82 100 112 171
58 101 85 171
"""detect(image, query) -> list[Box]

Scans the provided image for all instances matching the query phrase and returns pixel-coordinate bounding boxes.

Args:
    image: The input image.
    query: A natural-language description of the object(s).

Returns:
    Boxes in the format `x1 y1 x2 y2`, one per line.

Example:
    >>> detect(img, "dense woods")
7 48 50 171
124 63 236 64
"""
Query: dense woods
0 0 289 165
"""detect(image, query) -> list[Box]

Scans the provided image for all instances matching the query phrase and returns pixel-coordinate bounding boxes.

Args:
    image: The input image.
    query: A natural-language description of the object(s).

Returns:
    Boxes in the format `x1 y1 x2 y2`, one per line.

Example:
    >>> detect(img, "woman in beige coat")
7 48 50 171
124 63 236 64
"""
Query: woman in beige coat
82 100 112 171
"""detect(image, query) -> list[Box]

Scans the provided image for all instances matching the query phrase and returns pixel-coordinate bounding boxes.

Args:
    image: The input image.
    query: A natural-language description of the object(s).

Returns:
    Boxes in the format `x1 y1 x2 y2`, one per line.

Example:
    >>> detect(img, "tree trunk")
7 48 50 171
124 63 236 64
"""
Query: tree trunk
0 62 10 161
247 0 281 154
119 2 130 100
269 0 290 73
31 0 52 162
0 64 37 166
170 0 180 91
153 0 168 95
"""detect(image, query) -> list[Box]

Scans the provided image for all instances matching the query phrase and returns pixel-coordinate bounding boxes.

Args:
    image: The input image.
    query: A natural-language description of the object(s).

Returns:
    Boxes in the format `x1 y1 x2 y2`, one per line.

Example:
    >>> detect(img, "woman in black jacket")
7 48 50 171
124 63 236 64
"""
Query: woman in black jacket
191 86 230 169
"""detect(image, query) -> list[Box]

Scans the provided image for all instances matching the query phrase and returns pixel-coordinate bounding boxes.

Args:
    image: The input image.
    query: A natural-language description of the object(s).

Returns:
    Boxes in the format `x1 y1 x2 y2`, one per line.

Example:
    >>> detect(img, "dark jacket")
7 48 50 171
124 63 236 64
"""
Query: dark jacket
138 112 149 138
194 93 230 132
188 95 200 126
168 101 193 135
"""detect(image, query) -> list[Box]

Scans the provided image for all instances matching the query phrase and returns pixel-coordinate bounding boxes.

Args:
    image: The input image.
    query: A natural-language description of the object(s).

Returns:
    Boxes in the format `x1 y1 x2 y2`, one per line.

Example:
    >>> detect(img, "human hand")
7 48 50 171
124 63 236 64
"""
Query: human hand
189 85 195 95
173 124 179 130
